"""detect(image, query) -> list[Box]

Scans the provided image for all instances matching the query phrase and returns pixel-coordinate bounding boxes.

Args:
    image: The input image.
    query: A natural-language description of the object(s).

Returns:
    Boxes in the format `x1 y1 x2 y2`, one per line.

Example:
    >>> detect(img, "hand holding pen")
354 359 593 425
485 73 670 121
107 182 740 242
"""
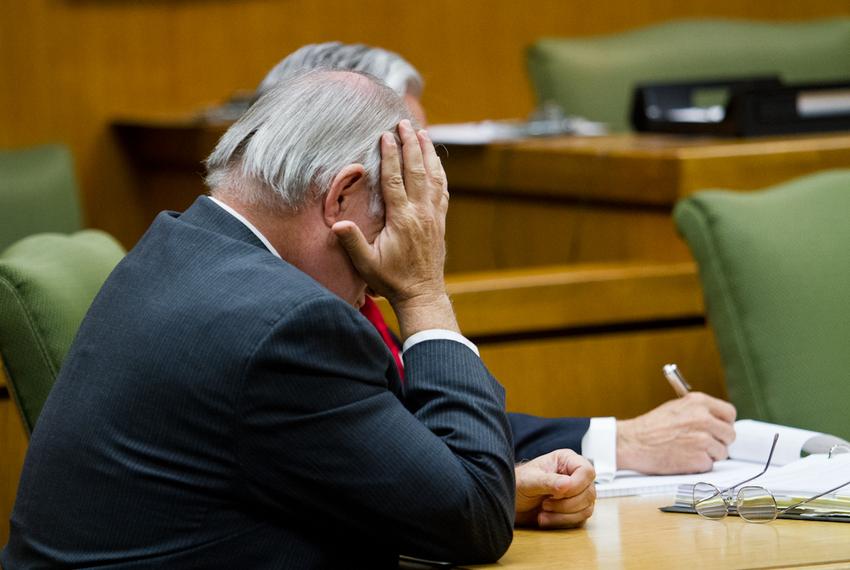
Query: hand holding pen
614 364 737 474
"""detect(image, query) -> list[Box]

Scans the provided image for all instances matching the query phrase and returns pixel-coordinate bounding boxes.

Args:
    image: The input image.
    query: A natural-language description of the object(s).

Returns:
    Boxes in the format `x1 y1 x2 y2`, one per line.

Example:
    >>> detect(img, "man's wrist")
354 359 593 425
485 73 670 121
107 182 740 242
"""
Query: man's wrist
392 291 459 340
615 418 640 472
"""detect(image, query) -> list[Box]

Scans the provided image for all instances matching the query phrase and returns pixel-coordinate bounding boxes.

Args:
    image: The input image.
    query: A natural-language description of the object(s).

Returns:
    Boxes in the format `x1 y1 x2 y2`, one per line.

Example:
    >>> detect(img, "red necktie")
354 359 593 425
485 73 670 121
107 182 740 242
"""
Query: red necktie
360 297 405 382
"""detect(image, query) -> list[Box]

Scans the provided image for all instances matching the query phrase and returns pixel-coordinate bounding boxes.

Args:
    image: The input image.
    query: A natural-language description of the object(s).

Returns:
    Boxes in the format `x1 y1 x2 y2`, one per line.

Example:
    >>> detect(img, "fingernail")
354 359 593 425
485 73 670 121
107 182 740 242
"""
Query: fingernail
400 119 411 130
383 132 396 146
419 129 430 140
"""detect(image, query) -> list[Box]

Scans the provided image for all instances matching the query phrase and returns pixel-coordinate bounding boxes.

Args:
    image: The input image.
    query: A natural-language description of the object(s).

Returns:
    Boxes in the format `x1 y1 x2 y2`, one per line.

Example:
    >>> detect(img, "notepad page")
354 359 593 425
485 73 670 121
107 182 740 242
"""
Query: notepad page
729 419 824 465
758 453 850 496
596 460 765 498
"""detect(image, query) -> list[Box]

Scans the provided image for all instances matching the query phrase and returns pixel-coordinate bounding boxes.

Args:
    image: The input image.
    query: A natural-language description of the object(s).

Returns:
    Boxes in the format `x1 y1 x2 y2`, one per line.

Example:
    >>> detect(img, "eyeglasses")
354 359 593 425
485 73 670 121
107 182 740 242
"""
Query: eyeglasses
693 435 850 523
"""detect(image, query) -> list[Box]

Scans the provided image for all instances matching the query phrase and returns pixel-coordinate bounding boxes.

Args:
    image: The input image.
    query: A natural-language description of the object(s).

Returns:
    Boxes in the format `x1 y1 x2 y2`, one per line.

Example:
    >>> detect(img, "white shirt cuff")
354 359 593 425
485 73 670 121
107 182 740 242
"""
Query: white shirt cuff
402 329 480 357
581 417 617 483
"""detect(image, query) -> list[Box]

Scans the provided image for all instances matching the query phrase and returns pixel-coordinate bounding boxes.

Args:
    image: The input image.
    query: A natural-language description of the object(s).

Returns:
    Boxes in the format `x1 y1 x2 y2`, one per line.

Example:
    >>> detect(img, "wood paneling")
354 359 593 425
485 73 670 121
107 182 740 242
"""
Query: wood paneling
386 262 705 335
1 0 848 247
483 326 724 419
377 262 725 420
445 194 688 272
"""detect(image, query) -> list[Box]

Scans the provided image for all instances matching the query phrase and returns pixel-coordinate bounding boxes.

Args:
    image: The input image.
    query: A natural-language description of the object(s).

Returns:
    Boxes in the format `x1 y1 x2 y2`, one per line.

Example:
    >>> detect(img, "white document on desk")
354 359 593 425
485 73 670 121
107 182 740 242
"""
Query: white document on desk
427 121 526 145
596 460 765 498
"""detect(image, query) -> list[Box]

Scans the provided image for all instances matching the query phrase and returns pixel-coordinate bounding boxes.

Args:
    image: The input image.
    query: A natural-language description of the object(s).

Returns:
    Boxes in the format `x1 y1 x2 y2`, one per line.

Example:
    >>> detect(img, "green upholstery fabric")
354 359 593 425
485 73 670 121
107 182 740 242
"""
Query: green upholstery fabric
0 144 83 251
527 18 850 131
674 170 850 440
0 231 125 434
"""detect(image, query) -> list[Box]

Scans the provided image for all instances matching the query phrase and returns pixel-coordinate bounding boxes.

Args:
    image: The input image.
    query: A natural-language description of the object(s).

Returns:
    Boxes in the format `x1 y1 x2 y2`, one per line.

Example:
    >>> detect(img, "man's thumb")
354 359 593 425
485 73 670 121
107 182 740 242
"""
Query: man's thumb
332 221 372 266
523 470 573 499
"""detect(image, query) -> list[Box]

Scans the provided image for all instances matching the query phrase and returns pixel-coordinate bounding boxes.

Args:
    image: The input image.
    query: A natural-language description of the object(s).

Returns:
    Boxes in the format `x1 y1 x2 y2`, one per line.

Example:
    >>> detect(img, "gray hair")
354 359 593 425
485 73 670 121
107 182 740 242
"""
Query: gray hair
205 70 411 212
256 42 424 100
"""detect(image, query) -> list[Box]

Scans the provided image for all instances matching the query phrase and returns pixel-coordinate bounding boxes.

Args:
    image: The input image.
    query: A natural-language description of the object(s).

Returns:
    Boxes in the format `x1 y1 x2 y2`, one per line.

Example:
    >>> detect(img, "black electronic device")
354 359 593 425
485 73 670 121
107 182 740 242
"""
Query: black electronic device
631 77 850 137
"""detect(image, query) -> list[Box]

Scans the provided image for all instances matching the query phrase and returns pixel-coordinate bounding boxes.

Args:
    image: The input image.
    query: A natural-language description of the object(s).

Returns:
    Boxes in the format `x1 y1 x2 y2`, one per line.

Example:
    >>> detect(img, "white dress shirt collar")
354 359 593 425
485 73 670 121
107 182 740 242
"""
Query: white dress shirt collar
207 196 283 260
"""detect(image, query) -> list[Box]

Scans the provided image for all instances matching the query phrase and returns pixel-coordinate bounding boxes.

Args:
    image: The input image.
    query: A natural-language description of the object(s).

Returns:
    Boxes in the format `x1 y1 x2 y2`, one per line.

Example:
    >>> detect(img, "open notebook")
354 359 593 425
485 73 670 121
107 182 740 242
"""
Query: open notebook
596 419 849 498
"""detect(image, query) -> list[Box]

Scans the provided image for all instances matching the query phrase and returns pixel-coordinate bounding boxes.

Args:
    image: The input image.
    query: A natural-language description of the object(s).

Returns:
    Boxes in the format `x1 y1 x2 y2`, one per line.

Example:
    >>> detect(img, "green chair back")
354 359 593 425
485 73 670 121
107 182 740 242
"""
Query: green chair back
0 231 125 434
527 18 850 131
0 144 83 251
673 170 850 440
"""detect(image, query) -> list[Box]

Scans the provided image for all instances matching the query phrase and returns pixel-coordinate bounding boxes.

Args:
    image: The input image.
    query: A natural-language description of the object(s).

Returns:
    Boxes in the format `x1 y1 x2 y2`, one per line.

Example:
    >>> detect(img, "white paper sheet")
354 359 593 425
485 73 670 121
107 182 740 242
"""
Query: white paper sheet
729 419 826 466
596 460 764 498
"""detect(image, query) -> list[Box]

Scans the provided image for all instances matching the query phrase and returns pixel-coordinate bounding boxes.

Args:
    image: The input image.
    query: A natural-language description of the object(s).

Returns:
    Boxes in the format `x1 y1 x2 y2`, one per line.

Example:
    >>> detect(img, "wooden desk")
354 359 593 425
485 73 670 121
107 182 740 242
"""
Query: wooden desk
112 119 850 272
465 496 850 569
442 132 850 271
444 132 850 205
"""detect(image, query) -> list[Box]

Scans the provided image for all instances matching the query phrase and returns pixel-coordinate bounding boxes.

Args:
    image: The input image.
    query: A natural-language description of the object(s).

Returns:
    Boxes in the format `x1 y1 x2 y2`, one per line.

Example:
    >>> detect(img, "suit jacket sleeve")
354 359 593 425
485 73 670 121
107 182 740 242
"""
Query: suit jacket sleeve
509 413 590 462
388 324 592 464
236 295 515 564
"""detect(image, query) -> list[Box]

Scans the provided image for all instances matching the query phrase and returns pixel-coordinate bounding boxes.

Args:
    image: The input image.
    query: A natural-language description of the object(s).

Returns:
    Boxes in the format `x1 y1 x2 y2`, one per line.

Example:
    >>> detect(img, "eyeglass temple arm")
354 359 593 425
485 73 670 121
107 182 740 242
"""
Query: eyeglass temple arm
781 479 850 513
717 433 780 496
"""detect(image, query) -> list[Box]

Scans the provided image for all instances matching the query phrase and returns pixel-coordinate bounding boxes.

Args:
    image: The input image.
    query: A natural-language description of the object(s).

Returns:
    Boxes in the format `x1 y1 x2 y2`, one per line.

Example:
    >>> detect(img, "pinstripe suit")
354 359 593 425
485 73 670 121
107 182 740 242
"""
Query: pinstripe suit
2 197 515 569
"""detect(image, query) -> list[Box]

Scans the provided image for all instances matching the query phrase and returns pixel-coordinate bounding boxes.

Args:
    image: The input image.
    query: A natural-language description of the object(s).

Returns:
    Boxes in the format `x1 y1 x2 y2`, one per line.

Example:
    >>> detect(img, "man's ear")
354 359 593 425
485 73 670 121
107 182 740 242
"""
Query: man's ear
323 164 367 228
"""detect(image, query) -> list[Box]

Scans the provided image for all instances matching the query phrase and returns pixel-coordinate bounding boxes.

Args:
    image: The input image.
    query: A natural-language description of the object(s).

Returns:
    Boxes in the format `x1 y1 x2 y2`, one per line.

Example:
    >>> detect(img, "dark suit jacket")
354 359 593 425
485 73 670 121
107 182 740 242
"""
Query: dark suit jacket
2 197 515 569
509 414 590 462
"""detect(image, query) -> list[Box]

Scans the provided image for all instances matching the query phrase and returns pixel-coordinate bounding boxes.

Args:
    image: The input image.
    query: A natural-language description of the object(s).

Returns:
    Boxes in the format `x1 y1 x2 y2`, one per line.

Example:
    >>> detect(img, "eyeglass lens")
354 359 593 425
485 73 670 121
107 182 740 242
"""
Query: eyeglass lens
735 486 778 523
693 482 728 520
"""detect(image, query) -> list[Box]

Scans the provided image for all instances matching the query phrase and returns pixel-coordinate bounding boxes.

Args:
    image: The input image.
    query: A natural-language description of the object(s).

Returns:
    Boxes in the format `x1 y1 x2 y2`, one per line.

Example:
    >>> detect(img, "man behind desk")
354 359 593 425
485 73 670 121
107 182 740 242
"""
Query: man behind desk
2 71 519 568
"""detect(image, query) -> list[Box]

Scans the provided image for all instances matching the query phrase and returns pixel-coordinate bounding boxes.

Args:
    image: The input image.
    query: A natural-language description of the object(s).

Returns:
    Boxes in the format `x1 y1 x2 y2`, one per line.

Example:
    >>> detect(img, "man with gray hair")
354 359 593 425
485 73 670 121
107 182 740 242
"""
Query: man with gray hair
257 42 738 488
2 70 538 568
257 42 424 105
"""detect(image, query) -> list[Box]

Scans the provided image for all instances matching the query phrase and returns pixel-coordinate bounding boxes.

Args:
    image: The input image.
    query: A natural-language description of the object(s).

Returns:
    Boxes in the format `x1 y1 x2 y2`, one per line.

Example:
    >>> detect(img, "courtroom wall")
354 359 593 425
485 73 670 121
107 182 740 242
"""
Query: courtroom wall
2 0 848 247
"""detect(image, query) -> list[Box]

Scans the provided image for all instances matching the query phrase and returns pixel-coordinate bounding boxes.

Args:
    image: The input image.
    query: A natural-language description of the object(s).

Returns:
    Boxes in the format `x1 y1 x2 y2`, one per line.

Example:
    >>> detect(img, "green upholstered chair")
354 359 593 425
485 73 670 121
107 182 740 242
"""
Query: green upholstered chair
527 18 850 131
0 231 125 434
673 169 850 440
0 144 84 251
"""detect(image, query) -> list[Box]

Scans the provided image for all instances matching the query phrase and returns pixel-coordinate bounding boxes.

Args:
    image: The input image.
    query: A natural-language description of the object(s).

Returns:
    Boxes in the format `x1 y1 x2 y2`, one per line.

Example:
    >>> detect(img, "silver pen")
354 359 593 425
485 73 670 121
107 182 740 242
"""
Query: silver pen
662 363 692 397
